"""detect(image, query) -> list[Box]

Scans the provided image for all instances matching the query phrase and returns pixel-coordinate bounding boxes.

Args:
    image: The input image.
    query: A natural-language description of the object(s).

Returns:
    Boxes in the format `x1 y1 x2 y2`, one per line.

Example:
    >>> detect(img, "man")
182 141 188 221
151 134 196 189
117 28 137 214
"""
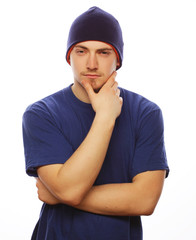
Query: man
22 6 169 240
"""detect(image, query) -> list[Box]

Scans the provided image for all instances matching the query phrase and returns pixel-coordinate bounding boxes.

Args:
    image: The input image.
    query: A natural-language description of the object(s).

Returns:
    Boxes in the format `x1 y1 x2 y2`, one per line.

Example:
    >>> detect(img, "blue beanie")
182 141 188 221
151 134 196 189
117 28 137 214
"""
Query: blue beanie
66 6 124 69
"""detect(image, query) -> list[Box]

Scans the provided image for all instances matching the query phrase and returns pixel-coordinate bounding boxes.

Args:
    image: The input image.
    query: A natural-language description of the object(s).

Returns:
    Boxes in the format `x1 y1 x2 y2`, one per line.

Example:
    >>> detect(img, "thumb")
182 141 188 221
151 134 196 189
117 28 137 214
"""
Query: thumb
81 80 95 99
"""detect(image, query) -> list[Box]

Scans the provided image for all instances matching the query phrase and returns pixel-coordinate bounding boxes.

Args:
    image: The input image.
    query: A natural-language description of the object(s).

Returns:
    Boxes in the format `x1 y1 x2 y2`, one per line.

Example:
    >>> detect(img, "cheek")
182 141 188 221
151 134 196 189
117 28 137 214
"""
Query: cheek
70 56 81 75
106 59 118 73
70 55 77 69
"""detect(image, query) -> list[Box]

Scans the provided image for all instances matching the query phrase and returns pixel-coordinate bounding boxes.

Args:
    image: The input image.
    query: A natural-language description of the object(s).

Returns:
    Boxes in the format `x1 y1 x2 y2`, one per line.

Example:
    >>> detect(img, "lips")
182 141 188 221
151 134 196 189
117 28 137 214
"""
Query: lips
83 74 101 79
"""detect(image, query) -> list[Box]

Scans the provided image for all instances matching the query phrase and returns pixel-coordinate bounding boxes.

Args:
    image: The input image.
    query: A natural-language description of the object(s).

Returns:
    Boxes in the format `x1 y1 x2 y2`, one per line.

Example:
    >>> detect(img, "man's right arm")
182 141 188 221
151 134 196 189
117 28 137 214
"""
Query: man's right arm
37 72 123 206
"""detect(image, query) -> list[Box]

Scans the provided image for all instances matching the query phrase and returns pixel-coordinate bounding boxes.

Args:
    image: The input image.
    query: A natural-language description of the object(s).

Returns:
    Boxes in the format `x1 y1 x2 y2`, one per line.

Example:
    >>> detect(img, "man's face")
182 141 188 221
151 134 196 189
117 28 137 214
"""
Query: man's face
70 41 119 92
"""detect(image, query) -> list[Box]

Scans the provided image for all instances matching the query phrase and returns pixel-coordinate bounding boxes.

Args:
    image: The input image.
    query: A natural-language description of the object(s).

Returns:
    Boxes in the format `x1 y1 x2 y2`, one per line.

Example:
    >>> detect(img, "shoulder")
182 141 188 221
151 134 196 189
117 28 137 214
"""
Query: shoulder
26 89 64 111
23 88 69 130
23 87 71 118
120 87 161 116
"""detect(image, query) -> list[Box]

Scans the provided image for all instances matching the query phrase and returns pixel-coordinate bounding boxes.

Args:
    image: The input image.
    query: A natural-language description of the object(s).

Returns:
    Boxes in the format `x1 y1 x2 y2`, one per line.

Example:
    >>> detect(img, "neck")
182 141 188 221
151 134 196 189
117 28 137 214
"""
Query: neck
71 80 91 104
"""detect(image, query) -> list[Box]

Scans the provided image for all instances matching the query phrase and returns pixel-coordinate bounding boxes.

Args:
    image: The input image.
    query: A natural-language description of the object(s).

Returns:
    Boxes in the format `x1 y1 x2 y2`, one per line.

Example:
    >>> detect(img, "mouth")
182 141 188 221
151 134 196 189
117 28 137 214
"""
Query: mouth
83 74 101 79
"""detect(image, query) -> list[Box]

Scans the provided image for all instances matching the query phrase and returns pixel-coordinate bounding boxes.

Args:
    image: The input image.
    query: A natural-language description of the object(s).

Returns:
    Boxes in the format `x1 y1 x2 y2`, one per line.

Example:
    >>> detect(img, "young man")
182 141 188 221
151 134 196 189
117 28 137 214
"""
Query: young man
23 7 169 240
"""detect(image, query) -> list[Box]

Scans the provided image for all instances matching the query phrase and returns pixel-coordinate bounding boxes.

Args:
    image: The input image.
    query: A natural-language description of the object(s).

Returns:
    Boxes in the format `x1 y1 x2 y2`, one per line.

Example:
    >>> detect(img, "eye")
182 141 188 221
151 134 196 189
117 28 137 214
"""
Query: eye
98 50 112 56
75 48 86 55
76 50 84 54
102 51 109 55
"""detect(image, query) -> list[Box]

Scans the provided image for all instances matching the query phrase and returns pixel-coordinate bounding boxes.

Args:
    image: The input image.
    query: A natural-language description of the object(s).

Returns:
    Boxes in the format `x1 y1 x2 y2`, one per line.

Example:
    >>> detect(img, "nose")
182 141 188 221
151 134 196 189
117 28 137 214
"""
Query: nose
86 53 98 71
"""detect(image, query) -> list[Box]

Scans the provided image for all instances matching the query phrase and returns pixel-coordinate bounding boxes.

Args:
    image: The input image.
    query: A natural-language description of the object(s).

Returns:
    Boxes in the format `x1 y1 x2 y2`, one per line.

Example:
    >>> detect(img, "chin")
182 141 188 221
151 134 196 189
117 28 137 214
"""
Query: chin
91 80 106 92
94 88 101 93
92 83 104 93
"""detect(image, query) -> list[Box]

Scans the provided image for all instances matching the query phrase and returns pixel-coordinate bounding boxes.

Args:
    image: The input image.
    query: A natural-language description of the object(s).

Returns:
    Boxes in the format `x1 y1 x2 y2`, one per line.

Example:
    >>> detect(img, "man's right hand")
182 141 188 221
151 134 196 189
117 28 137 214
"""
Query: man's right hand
37 72 122 207
81 72 123 121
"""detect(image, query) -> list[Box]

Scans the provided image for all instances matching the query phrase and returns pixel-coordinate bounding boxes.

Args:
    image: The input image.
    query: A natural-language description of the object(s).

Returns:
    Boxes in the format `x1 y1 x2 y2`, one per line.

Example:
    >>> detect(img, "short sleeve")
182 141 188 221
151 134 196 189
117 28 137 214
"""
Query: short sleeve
22 107 74 177
130 108 169 179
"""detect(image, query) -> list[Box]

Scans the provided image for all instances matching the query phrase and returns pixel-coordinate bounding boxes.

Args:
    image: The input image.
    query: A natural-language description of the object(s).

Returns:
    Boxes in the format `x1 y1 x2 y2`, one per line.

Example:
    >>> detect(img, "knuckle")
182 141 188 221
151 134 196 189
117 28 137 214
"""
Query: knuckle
38 195 42 201
112 88 116 94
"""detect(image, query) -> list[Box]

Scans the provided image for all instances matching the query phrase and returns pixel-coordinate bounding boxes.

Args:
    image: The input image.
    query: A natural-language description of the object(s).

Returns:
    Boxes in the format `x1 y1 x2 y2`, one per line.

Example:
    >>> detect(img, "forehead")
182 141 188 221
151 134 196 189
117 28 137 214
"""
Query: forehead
75 41 113 50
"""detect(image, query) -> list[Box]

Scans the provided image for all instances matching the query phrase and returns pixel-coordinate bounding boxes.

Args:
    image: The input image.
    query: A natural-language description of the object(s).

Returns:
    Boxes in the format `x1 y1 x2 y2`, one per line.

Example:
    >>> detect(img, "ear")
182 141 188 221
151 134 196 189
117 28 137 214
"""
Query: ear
115 61 120 70
66 45 75 65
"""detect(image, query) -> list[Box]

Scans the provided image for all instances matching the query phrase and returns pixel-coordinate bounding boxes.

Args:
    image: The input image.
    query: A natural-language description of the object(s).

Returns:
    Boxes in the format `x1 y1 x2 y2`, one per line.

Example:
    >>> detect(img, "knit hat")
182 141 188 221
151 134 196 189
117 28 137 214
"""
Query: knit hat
66 6 124 69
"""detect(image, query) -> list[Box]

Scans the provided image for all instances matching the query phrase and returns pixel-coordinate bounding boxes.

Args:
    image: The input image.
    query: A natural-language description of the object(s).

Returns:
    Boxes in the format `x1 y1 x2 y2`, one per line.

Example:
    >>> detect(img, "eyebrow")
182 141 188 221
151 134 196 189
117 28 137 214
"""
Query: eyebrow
74 45 113 51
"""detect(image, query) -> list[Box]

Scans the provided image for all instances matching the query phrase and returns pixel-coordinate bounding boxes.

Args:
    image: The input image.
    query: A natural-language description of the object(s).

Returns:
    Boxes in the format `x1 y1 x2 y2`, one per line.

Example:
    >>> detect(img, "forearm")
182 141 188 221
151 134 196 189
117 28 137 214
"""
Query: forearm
75 183 145 216
58 114 115 198
37 72 122 205
75 171 165 216
36 180 143 215
37 171 165 215
39 183 155 216
38 114 115 205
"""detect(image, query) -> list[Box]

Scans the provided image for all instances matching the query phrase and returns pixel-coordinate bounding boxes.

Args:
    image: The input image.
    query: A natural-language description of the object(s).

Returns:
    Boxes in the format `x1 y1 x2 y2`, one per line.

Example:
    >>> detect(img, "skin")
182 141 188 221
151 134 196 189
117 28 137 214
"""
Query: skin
36 40 166 216
70 41 120 103
36 170 166 216
37 41 123 206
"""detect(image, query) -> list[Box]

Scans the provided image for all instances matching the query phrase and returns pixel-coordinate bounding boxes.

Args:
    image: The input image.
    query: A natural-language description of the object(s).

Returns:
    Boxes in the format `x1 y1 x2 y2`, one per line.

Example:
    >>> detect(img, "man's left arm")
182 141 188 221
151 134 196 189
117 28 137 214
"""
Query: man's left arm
36 170 166 216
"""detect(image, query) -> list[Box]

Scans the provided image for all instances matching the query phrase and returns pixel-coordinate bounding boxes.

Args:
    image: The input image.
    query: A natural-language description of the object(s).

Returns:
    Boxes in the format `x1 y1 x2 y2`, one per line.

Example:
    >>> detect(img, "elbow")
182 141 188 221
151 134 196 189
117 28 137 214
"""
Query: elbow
56 188 84 207
64 197 82 207
127 200 157 216
141 200 158 216
142 206 155 216
48 178 88 206
67 195 83 207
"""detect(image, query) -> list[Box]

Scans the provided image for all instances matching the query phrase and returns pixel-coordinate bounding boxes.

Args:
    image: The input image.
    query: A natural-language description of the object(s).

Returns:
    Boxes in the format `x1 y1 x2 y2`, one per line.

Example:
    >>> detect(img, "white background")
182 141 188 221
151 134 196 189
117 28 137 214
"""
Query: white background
0 0 196 239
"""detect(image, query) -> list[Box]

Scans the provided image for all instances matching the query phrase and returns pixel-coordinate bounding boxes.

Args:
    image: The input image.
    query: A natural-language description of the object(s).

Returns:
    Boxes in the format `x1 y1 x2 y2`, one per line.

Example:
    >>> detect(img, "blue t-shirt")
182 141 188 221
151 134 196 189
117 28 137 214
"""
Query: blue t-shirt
22 85 169 240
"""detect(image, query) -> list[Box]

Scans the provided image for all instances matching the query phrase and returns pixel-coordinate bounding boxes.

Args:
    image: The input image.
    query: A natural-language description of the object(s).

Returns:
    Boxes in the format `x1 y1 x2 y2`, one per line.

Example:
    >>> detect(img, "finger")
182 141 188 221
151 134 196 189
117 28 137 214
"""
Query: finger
81 80 95 98
36 178 40 188
116 88 120 97
112 81 118 91
104 71 117 87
